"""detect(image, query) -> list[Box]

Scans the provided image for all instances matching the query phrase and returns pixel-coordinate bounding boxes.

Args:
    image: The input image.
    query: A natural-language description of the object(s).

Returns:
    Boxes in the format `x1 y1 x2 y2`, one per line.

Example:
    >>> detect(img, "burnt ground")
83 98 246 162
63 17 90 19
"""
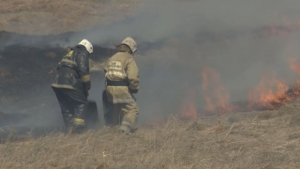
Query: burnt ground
0 40 116 104
0 31 120 135
0 29 165 143
0 30 162 108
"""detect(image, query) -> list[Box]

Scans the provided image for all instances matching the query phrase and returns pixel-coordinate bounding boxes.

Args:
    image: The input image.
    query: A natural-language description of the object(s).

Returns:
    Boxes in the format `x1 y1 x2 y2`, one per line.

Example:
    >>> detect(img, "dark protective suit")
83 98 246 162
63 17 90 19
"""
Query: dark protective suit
51 45 91 133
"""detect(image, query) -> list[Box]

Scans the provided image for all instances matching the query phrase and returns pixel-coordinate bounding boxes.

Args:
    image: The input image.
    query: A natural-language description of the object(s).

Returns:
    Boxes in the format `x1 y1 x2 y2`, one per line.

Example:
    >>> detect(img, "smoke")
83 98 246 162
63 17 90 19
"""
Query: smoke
6 0 298 47
3 0 300 127
137 31 300 121
114 0 300 122
64 0 300 44
2 0 300 47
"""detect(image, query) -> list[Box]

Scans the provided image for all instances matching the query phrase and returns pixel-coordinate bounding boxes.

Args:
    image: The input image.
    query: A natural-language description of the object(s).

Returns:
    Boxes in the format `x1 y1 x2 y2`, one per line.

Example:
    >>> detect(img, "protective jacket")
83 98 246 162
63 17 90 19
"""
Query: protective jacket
104 52 139 104
52 45 91 91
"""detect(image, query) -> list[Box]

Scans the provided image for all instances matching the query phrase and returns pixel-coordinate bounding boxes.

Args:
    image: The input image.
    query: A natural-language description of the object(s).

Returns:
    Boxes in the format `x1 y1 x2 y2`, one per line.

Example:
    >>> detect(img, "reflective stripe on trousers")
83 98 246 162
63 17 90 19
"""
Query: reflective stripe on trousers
113 98 135 104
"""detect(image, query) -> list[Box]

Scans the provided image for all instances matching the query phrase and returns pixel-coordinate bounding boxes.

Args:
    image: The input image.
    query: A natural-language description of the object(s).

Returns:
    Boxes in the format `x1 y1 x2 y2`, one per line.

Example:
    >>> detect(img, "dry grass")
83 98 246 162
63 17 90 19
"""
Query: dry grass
0 0 141 35
1 99 300 169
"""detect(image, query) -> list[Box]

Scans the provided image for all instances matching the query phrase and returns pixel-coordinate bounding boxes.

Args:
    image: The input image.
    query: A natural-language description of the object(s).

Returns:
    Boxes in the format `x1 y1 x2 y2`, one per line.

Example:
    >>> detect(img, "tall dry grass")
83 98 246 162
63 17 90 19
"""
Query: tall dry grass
1 101 300 169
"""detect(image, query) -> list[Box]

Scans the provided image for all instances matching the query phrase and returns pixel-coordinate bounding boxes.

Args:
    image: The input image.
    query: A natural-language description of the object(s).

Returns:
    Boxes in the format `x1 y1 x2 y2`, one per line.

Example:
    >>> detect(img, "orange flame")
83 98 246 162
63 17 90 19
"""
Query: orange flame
179 90 197 120
290 58 300 75
289 58 300 96
248 70 290 110
202 66 233 113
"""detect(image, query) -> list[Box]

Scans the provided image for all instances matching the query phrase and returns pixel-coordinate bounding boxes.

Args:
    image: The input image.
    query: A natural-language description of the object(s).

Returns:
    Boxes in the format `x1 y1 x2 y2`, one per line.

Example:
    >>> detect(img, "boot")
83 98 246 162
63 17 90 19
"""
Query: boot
63 114 73 135
119 124 131 134
72 118 86 134
119 121 132 134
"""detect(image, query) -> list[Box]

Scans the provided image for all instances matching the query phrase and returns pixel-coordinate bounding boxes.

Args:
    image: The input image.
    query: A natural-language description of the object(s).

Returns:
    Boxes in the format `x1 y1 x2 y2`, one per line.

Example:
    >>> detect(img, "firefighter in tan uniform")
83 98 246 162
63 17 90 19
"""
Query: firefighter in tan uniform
103 37 140 134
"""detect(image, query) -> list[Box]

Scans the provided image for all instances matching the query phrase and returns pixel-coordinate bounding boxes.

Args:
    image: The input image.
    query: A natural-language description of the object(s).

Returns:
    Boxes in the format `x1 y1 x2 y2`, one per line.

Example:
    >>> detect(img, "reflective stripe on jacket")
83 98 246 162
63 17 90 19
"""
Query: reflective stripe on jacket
51 45 91 91
104 52 139 103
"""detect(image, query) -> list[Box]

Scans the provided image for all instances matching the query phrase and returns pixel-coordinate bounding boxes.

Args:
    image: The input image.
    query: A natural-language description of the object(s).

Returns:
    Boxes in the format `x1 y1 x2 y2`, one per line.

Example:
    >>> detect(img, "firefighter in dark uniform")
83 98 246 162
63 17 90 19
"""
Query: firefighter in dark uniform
52 39 93 134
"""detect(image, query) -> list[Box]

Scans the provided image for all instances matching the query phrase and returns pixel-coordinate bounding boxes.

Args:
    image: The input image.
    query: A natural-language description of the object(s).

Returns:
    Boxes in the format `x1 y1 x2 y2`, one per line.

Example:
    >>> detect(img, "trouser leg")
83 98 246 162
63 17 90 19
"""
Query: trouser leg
52 88 74 132
122 101 139 128
112 104 122 126
119 101 139 134
53 88 88 134
66 89 88 133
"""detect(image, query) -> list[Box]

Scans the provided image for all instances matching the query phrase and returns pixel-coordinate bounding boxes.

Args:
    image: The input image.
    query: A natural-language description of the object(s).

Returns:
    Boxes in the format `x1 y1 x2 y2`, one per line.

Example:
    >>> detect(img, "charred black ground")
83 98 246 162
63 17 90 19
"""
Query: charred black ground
0 31 118 101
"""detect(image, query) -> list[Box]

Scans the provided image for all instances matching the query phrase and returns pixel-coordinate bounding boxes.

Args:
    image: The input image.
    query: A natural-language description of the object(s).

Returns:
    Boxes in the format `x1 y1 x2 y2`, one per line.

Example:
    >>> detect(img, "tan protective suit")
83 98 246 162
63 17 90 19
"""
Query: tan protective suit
104 50 140 130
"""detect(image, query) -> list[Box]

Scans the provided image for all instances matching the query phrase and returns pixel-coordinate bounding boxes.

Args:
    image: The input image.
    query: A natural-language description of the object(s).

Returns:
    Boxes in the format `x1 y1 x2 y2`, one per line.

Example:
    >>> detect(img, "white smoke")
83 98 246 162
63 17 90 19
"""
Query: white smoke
2 0 300 125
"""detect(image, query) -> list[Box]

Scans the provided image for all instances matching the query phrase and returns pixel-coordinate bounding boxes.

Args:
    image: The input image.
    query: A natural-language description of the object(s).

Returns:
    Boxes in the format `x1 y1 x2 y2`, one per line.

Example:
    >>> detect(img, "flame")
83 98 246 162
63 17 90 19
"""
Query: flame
289 58 300 96
179 90 197 120
177 16 300 115
247 58 300 110
248 70 290 110
202 66 233 113
179 59 300 117
290 58 300 75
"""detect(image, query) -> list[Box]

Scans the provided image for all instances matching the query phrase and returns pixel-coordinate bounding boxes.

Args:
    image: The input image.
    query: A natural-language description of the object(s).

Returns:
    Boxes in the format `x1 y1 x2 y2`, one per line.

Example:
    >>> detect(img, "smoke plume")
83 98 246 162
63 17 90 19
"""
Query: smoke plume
2 0 300 126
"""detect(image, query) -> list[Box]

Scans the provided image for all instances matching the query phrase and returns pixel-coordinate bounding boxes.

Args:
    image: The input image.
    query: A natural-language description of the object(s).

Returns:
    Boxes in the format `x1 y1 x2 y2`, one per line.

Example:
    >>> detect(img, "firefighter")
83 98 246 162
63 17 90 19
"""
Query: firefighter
51 39 93 134
103 37 140 134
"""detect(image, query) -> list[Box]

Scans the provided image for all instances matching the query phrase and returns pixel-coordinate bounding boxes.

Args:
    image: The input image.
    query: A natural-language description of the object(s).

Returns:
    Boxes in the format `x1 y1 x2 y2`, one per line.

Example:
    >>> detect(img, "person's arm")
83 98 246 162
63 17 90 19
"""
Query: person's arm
77 52 91 91
126 58 140 93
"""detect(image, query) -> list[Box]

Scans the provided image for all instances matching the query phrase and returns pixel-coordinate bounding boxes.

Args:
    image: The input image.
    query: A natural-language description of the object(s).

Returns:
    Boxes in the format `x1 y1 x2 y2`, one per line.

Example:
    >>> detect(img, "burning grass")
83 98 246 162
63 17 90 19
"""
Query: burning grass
178 57 300 117
201 66 234 113
1 100 300 168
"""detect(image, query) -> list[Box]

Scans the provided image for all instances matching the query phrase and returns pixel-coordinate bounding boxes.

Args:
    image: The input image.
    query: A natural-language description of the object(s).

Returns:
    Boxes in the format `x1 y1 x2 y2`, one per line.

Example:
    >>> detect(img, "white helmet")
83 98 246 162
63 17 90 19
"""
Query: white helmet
119 37 137 53
78 39 93 53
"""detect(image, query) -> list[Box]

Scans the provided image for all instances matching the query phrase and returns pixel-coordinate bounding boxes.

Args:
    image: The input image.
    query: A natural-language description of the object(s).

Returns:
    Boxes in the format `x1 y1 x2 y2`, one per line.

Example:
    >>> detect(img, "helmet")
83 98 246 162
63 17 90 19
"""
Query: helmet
119 37 137 53
78 39 93 53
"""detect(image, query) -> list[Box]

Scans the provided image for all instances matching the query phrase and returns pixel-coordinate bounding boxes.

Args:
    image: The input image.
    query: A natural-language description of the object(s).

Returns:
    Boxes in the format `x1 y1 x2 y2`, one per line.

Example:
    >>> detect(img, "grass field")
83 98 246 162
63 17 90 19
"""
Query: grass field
1 1 300 169
0 0 141 35
1 99 300 168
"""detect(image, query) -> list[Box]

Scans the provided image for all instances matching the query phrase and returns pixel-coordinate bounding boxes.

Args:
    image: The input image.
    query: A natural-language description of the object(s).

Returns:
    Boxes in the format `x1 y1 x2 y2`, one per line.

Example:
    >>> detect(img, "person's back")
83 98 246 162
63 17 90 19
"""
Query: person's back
105 51 139 104
52 45 91 91
103 37 140 134
52 39 93 134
